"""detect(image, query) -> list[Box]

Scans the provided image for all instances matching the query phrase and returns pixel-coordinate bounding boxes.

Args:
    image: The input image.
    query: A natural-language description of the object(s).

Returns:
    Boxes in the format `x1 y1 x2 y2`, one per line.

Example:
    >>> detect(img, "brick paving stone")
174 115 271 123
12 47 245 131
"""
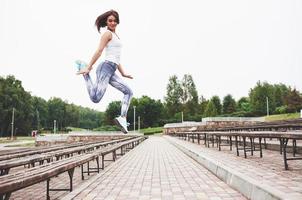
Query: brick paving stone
62 136 246 200
166 135 302 198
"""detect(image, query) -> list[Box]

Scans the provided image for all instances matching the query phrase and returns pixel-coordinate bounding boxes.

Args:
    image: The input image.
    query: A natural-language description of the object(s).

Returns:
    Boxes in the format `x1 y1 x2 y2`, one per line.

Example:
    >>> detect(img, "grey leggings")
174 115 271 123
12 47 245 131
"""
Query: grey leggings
83 60 133 117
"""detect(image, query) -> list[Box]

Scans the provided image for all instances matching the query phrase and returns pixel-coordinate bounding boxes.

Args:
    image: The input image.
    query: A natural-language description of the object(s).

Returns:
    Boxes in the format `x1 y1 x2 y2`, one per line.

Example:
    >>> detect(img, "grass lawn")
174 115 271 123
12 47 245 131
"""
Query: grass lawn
265 113 300 121
0 136 35 144
139 127 163 135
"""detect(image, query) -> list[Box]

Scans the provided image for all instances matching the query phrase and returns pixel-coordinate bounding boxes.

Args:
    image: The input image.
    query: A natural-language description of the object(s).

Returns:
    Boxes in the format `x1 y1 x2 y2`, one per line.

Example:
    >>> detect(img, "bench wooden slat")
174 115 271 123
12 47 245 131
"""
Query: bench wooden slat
0 136 138 173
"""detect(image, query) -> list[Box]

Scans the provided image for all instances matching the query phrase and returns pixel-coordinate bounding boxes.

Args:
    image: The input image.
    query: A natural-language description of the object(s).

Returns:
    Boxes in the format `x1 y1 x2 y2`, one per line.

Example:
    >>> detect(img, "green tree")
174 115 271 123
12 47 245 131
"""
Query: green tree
32 96 49 130
211 96 222 115
284 88 302 112
181 74 199 116
128 96 164 129
0 75 34 136
64 103 80 128
47 97 65 130
236 97 251 112
249 81 276 115
199 96 208 116
78 107 103 129
164 75 182 117
222 94 236 114
105 101 121 125
204 100 218 117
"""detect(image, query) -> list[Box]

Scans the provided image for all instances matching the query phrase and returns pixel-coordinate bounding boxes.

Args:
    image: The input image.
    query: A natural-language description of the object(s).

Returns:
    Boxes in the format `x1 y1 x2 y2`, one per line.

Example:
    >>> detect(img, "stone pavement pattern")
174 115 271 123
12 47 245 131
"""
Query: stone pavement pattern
63 136 246 200
165 135 302 199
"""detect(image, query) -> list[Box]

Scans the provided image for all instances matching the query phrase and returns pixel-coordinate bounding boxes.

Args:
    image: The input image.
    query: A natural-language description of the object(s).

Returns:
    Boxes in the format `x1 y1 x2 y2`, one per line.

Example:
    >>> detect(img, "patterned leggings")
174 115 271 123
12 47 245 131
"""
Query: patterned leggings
83 60 133 117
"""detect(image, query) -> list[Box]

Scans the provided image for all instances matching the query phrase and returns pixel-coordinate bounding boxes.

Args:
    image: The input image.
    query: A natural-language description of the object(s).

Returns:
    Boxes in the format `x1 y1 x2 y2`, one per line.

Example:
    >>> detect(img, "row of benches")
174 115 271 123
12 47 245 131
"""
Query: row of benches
0 136 137 175
0 137 133 161
0 136 147 200
198 118 302 132
172 131 302 170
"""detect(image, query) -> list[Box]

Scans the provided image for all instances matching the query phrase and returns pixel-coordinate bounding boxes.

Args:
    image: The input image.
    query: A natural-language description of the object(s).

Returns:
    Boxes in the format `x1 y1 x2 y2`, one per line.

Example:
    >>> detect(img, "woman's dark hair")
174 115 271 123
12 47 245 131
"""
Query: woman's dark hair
95 9 119 33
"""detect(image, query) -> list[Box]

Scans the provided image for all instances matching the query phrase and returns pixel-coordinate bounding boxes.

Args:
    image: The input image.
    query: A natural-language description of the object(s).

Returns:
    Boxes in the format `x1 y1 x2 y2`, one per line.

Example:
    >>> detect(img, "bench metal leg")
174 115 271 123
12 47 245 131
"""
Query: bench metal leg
0 193 11 200
68 168 75 191
279 139 283 155
81 164 84 180
47 179 50 200
250 137 254 156
293 139 297 157
218 136 221 151
47 168 75 199
96 157 100 173
113 150 116 161
0 169 10 176
282 138 289 170
259 137 263 158
121 146 124 155
235 136 239 156
102 155 104 170
198 134 200 144
243 137 247 158
212 135 215 147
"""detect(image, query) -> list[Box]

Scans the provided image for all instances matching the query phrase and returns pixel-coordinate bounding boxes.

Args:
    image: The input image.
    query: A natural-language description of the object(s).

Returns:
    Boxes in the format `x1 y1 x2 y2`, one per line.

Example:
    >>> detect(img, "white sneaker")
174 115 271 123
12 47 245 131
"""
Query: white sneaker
114 116 128 134
75 60 87 72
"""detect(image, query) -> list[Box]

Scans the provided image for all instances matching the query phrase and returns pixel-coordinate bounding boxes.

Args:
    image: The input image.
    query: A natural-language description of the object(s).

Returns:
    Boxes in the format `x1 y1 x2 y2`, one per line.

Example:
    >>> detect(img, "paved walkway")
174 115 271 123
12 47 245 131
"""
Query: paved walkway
165 135 302 200
63 136 246 200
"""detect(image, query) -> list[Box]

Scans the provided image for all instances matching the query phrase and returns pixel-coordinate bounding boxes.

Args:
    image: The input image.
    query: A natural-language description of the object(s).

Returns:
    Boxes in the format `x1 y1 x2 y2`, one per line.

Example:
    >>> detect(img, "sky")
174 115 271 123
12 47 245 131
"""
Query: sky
1 0 301 112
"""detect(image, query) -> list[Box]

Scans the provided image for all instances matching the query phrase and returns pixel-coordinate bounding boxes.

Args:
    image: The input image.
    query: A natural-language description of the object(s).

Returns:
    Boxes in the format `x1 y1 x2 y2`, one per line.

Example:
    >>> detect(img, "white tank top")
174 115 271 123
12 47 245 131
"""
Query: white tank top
105 30 122 65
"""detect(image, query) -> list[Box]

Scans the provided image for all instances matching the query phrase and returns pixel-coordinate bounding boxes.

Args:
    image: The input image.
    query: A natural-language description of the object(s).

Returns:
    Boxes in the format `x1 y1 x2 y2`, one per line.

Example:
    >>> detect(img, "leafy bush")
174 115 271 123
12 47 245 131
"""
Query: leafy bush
141 127 162 135
274 106 288 114
93 125 120 131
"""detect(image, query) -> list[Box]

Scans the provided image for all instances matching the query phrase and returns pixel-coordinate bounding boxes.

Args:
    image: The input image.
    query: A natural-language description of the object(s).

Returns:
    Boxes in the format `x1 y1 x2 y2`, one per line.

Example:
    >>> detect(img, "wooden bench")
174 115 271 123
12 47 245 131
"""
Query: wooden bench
174 131 302 170
0 136 147 200
98 136 146 170
0 152 98 200
0 141 94 161
0 136 137 162
0 136 139 176
78 136 147 178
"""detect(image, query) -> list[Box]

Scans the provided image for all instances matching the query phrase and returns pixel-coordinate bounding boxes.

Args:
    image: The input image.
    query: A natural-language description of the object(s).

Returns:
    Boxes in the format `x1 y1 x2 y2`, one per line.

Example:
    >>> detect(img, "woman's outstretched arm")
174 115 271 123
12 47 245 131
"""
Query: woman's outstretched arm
78 31 111 75
117 64 133 79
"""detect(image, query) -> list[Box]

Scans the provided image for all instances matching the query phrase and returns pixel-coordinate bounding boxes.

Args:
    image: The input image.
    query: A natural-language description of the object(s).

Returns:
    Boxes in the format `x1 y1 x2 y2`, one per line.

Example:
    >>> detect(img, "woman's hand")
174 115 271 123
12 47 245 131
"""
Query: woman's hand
123 74 133 79
77 67 91 76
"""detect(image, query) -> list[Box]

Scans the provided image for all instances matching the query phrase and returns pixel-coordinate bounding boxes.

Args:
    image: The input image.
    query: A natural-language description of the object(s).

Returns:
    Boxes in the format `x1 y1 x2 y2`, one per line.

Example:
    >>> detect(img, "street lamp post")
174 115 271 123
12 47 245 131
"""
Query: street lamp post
133 106 136 132
36 109 40 131
138 116 140 132
266 97 269 116
54 120 56 134
11 108 15 140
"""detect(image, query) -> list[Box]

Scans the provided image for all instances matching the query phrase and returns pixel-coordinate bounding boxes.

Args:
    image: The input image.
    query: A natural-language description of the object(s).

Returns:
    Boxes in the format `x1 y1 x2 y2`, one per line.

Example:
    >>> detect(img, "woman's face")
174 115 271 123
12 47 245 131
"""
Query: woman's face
106 15 118 31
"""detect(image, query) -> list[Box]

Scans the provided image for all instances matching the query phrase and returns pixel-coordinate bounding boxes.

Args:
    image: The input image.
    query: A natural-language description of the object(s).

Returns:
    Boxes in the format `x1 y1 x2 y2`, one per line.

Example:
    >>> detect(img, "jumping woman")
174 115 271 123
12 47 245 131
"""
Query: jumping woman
76 10 133 133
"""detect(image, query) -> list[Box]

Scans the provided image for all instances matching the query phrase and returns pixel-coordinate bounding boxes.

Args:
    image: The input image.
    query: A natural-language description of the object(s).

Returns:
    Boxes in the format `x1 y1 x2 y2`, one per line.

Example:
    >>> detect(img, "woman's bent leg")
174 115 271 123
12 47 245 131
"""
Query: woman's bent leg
109 73 133 117
83 63 112 103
